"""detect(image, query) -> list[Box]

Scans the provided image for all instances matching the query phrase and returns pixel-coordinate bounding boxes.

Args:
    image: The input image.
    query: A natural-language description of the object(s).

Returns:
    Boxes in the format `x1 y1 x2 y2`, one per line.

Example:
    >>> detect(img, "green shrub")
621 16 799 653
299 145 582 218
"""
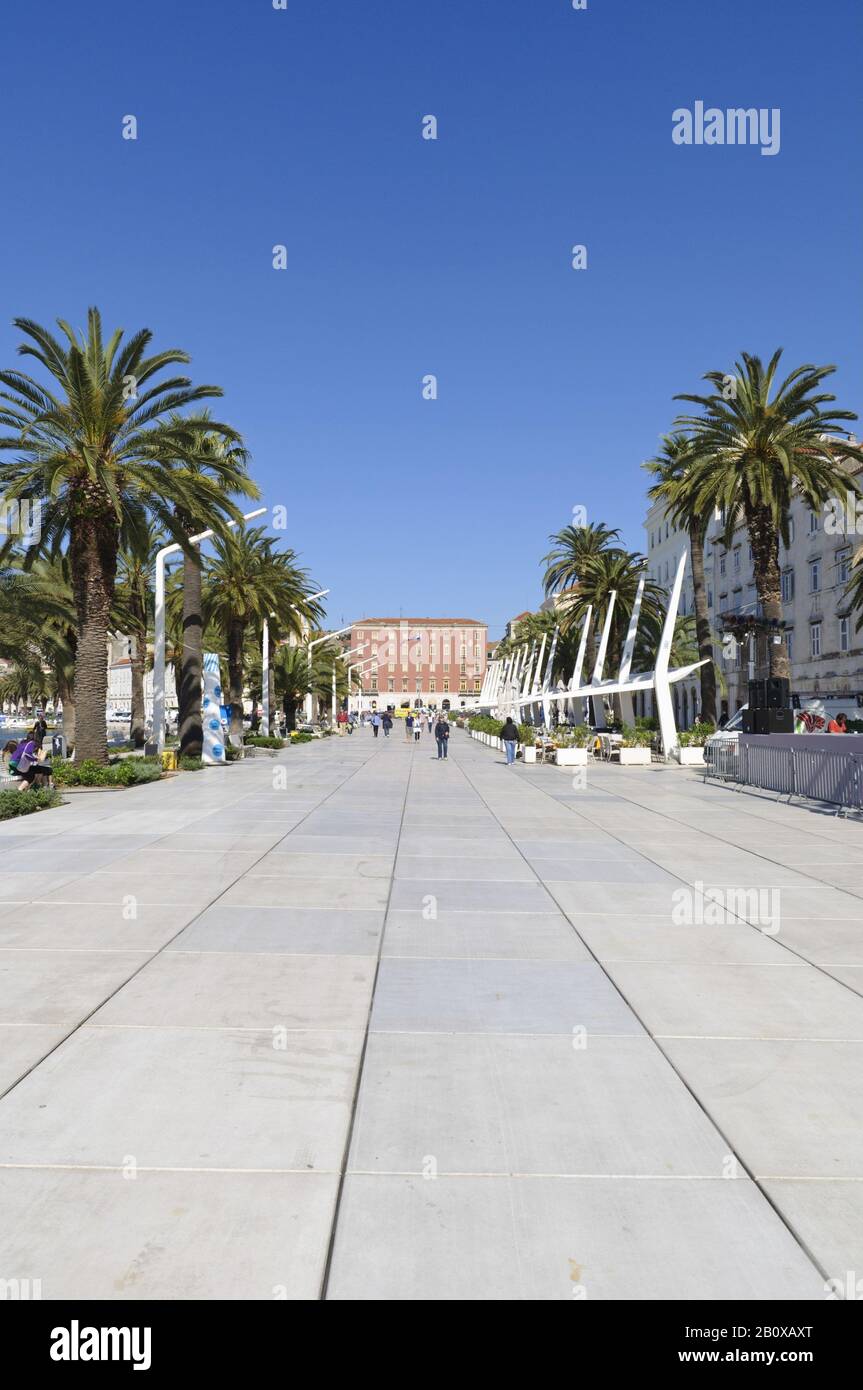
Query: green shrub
554 723 592 748
243 735 285 749
290 731 312 744
0 787 62 819
635 715 659 731
678 721 716 747
516 723 536 746
52 758 163 788
178 756 204 771
619 724 653 748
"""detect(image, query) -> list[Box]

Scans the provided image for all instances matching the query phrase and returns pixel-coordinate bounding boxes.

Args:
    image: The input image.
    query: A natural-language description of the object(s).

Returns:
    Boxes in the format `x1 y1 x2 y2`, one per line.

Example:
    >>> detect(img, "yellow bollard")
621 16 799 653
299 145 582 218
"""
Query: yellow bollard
161 750 177 772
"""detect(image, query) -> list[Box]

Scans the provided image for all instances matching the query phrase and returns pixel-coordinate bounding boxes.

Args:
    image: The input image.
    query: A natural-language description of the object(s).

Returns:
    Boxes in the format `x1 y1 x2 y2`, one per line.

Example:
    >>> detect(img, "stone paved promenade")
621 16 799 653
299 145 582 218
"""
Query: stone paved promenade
1 727 861 1300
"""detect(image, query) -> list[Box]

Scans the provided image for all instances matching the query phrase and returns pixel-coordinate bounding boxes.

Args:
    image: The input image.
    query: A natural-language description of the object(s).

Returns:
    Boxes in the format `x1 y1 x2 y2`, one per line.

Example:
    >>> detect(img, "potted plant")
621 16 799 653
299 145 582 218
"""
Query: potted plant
553 724 591 766
617 723 652 766
518 723 537 763
675 721 715 765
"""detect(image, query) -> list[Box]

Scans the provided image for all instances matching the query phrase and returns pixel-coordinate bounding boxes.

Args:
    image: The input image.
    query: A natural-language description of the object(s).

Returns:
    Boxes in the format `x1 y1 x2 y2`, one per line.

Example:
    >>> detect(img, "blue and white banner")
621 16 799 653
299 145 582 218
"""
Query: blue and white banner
202 652 226 765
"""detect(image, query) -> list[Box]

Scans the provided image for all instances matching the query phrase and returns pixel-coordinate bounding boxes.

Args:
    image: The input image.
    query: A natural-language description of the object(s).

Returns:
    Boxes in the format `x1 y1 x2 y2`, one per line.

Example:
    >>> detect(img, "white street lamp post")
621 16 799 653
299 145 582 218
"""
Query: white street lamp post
261 611 276 736
153 507 266 755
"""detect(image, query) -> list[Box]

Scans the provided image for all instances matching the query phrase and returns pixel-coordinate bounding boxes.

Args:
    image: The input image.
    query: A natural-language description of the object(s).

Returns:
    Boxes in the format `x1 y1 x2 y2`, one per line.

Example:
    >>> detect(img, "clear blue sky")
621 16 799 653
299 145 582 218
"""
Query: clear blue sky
1 0 860 636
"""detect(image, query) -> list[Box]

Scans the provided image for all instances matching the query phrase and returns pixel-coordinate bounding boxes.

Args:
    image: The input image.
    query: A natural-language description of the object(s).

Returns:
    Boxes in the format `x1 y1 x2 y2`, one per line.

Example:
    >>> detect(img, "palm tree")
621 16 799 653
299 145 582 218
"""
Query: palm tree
0 308 246 761
247 642 352 731
203 527 324 737
542 523 622 676
557 548 666 671
676 351 863 680
643 432 717 723
0 556 77 742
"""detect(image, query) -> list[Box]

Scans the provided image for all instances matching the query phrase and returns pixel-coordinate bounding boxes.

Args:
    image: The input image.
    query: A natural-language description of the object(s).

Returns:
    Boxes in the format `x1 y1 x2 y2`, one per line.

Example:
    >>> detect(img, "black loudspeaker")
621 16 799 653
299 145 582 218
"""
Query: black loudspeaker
766 677 791 710
748 678 767 709
754 707 794 735
741 709 755 733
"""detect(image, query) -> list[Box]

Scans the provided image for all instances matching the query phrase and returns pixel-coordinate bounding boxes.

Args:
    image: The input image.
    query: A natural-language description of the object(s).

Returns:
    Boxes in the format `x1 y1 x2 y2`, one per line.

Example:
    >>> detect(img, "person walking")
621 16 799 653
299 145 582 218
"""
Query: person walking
405 713 414 740
382 712 392 738
414 717 422 743
434 714 450 759
500 716 520 766
371 711 381 738
426 711 433 734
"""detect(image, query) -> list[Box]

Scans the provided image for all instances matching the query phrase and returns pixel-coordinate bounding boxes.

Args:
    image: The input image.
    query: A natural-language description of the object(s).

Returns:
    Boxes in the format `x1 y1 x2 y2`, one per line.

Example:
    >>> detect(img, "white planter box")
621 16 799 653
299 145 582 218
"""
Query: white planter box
555 747 588 766
676 746 705 765
522 746 537 763
618 746 651 765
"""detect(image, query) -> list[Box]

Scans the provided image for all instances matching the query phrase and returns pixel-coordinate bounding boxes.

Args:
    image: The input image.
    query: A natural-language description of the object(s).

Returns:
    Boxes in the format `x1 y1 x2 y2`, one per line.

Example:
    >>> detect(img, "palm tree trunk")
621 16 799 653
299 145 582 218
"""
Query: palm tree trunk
70 516 116 764
179 549 203 757
689 522 717 723
129 619 147 749
284 693 298 732
228 619 245 736
747 503 790 680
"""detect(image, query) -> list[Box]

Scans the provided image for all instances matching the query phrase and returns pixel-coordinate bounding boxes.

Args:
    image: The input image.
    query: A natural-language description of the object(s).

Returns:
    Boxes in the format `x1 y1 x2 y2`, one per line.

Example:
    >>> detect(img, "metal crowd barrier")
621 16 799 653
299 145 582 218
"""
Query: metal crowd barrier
705 734 863 812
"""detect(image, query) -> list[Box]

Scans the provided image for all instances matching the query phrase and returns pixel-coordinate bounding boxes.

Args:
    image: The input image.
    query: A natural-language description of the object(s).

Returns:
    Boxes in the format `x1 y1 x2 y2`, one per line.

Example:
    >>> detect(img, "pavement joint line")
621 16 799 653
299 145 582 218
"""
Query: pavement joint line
56 1023 368 1033
0 741 383 1106
0 1162 801 1180
455 732 835 1283
319 741 416 1301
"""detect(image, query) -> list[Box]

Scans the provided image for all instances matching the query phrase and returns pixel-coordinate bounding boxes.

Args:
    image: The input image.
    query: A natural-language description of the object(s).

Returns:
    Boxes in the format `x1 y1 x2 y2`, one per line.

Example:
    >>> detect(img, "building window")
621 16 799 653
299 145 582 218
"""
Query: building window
370 679 378 692
401 679 409 692
786 629 793 663
443 679 449 692
733 547 741 573
719 552 726 576
809 559 821 593
787 517 795 545
443 662 450 673
387 677 394 692
415 679 422 692
719 592 728 612
429 678 436 692
810 623 821 658
474 679 482 692
707 586 713 608
838 549 852 585
840 616 850 653
459 680 467 692
781 570 794 603
809 510 818 535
